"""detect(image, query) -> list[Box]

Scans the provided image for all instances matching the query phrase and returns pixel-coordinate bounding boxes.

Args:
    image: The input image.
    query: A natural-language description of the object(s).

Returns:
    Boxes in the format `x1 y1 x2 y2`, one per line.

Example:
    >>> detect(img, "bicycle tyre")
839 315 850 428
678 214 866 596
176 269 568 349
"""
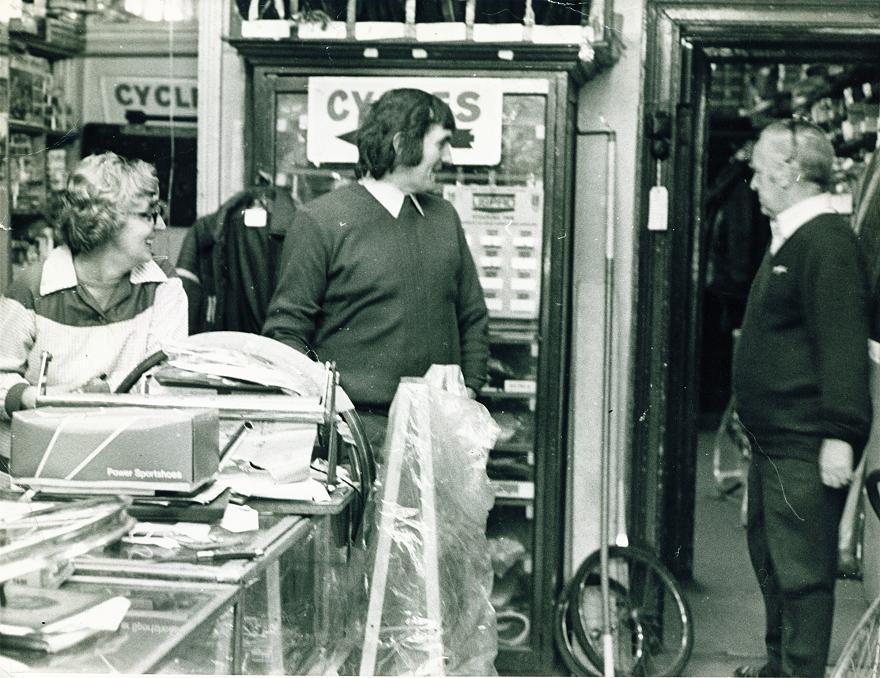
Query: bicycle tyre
830 592 880 678
568 545 693 677
555 575 601 676
555 571 636 675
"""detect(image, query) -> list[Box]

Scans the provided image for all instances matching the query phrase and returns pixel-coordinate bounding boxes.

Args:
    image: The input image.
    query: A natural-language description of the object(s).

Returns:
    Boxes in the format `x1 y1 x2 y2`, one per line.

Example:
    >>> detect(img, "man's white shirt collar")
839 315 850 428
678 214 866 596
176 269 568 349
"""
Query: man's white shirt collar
359 177 424 218
39 245 168 296
769 193 836 255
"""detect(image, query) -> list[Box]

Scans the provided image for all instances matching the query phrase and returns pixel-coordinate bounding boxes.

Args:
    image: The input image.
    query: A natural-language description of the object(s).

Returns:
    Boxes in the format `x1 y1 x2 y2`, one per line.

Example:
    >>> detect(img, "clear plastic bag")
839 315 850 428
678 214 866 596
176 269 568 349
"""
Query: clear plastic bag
358 367 500 676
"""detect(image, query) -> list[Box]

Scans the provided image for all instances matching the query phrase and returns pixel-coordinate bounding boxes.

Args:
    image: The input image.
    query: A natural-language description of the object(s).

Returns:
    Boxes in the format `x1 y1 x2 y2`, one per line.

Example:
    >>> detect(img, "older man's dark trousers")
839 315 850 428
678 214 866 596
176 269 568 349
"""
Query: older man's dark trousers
746 453 848 678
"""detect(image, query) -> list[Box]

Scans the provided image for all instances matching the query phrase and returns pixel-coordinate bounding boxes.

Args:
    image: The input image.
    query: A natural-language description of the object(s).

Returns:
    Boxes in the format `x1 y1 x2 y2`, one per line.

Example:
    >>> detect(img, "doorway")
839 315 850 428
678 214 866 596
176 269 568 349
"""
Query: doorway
631 2 880 580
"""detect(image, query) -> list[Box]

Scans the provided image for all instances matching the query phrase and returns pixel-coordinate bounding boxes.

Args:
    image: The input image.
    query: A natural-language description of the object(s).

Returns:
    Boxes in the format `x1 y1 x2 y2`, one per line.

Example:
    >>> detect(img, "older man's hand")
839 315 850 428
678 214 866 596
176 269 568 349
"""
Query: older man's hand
819 438 854 489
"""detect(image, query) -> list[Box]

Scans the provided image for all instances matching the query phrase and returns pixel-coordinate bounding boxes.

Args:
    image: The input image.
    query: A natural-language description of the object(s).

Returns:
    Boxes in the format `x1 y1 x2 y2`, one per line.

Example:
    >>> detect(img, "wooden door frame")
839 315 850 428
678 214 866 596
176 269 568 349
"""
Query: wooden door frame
633 0 880 580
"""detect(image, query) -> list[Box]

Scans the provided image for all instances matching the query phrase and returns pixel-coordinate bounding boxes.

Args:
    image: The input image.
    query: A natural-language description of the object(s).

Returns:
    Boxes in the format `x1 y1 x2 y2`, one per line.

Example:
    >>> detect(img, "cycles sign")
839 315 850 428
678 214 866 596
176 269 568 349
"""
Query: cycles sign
101 76 198 125
306 77 502 166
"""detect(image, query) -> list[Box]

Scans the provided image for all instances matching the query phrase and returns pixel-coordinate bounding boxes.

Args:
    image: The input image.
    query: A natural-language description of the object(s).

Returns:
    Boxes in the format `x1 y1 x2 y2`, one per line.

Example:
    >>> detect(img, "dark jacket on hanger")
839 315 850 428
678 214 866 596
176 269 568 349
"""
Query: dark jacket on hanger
176 188 295 335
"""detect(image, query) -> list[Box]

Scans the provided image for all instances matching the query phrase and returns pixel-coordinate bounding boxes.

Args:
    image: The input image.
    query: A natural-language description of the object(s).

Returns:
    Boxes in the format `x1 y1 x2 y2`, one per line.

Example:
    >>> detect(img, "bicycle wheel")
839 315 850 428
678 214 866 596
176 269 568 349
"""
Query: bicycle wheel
831 593 880 678
568 545 693 677
554 572 636 676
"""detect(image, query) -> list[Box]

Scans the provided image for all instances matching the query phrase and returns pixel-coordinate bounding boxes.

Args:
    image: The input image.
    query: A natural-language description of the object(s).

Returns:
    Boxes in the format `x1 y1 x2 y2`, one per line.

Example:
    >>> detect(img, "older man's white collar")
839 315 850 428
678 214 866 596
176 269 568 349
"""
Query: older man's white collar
39 245 168 296
769 193 836 255
359 177 425 218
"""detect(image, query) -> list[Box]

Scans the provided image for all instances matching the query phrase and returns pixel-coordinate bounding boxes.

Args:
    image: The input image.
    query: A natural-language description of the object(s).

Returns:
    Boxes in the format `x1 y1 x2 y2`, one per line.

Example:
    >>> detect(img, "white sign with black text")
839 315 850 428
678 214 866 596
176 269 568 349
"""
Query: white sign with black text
100 76 198 126
306 77 503 166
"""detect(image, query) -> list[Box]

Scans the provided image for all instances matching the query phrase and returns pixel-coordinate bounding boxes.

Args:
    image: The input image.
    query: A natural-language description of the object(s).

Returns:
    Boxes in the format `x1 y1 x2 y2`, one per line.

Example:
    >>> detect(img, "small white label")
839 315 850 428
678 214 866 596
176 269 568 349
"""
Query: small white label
243 207 268 228
511 257 538 270
479 277 504 290
491 479 535 500
511 278 537 291
510 298 538 313
486 298 504 312
504 379 537 394
512 236 537 248
647 185 668 231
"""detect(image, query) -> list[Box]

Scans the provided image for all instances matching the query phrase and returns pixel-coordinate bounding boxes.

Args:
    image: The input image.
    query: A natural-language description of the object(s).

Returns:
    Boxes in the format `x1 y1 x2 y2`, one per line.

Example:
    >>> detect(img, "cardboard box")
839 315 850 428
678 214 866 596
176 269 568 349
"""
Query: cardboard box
10 407 219 494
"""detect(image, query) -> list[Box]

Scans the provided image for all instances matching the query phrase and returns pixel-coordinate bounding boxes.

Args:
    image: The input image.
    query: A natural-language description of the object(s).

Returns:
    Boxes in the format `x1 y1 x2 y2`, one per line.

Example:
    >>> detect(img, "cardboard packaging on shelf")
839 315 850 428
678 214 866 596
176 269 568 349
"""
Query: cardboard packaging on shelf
10 407 219 494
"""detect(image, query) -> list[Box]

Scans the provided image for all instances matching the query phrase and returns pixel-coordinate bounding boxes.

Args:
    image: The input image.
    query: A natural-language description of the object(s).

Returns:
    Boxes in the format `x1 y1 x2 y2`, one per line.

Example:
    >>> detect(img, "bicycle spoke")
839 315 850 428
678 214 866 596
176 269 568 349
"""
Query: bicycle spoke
833 595 880 678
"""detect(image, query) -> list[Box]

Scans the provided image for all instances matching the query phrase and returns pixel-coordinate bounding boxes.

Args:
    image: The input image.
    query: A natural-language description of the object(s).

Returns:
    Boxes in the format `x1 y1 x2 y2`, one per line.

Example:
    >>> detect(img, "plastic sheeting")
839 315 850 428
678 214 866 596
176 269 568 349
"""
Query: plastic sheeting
359 367 500 676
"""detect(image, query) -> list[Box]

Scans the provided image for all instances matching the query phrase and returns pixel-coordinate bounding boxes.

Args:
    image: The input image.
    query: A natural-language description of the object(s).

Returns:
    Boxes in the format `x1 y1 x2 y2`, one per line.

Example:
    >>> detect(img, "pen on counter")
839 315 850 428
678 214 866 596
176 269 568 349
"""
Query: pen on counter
162 547 265 563
218 420 254 468
195 547 264 562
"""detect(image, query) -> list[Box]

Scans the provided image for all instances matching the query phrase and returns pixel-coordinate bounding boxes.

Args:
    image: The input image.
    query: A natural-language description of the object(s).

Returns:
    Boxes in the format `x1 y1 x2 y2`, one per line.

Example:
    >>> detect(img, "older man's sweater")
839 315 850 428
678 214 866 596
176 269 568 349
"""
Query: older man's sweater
733 213 871 460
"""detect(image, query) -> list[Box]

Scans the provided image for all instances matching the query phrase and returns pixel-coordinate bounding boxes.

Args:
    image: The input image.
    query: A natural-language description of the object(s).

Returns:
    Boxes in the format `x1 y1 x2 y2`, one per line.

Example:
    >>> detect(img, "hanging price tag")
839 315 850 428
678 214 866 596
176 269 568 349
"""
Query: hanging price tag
243 207 268 228
647 185 668 232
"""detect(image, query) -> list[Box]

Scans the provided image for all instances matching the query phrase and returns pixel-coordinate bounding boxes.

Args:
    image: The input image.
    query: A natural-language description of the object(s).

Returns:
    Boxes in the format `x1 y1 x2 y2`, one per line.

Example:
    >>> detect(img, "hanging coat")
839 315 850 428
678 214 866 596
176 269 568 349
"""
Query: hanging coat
176 188 295 335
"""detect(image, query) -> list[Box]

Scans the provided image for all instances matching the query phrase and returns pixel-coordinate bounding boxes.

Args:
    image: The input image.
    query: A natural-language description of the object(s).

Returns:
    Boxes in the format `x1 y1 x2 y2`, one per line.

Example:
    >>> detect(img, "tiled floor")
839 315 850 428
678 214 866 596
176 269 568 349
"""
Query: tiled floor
682 431 868 677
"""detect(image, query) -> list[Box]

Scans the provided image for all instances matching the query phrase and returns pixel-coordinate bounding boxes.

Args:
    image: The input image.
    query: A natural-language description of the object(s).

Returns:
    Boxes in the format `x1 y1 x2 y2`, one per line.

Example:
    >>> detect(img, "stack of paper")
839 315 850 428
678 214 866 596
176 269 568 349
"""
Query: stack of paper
0 584 130 653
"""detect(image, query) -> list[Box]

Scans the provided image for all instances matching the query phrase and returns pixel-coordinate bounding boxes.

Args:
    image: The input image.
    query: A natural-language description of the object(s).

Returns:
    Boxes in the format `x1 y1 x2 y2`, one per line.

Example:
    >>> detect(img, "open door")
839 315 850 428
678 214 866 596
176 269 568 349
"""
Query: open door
633 2 880 582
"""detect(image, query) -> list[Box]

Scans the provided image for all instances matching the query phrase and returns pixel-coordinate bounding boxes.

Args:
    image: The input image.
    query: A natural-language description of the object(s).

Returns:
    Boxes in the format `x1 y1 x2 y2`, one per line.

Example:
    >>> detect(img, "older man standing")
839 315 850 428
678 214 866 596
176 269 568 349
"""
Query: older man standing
732 119 872 678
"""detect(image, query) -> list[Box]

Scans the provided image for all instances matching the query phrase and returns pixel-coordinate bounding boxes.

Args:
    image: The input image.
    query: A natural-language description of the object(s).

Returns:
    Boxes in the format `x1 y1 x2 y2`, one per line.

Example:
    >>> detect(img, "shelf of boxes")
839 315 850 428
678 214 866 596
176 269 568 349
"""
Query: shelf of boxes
2 27 80 290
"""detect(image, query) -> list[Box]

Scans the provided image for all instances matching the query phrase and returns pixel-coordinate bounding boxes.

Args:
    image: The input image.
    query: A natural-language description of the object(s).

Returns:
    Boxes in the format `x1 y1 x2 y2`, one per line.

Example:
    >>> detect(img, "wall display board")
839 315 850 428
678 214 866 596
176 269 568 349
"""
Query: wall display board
443 182 544 319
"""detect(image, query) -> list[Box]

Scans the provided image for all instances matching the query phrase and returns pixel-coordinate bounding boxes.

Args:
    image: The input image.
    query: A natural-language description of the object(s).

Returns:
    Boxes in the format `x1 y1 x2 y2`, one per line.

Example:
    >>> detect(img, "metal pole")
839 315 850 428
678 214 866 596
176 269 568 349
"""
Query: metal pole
325 362 339 492
599 130 617 678
34 392 324 422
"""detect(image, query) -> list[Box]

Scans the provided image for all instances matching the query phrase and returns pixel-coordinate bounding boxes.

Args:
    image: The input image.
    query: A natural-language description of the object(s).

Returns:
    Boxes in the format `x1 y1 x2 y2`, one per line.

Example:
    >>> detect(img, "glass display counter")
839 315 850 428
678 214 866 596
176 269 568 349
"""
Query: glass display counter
71 501 362 675
73 514 316 674
246 482 361 673
0 576 238 674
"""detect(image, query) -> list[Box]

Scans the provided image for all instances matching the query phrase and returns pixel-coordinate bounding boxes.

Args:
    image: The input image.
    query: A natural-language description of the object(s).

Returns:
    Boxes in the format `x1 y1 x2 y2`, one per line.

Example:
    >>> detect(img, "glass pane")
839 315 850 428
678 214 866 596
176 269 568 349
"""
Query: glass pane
273 93 354 206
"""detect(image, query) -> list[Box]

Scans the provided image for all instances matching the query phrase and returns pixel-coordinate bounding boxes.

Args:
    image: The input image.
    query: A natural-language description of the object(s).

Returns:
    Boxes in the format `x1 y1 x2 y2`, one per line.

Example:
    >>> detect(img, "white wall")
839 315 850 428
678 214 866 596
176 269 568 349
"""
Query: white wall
567 0 646 574
197 0 245 216
79 16 198 125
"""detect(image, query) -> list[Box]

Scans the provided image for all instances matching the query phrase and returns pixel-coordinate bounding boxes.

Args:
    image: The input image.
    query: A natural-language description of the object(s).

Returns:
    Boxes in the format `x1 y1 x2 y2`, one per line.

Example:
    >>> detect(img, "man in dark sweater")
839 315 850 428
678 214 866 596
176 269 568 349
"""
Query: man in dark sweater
263 89 489 452
732 119 871 678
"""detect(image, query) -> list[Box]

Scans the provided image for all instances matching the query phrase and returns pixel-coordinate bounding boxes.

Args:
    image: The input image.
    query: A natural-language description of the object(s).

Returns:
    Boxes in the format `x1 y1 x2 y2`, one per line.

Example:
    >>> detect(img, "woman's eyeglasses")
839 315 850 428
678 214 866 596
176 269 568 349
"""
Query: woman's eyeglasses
130 202 166 225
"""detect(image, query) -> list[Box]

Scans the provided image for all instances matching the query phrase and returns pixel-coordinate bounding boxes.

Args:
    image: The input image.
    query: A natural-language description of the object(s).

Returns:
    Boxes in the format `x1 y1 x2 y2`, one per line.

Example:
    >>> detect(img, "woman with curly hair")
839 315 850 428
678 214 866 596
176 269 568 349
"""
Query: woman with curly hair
0 152 188 464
